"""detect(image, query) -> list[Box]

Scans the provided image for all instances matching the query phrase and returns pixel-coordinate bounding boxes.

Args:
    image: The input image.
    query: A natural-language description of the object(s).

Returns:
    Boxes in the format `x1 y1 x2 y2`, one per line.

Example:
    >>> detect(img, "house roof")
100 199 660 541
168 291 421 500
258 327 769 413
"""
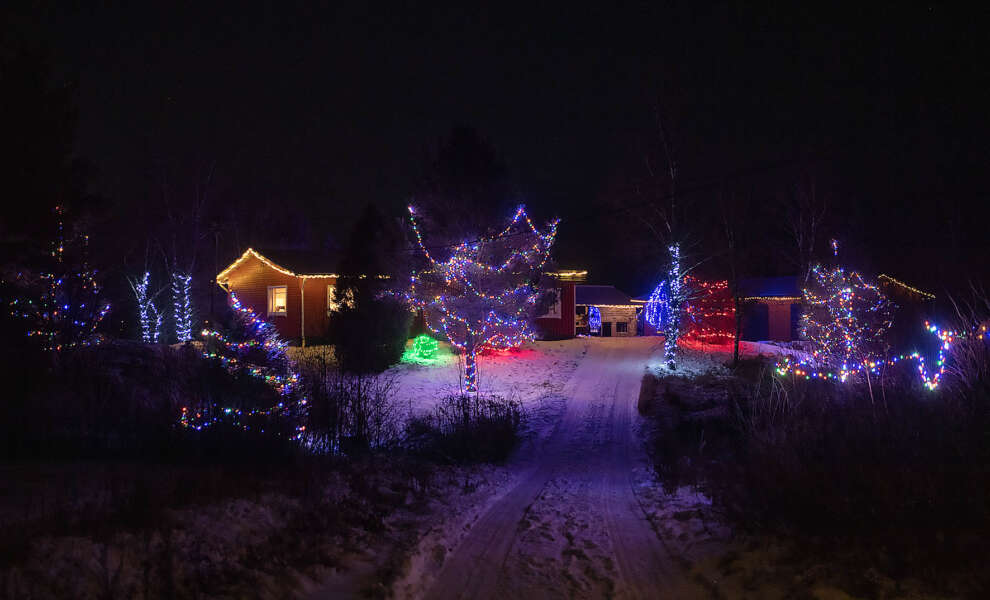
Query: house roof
217 248 339 283
575 285 636 307
738 276 801 299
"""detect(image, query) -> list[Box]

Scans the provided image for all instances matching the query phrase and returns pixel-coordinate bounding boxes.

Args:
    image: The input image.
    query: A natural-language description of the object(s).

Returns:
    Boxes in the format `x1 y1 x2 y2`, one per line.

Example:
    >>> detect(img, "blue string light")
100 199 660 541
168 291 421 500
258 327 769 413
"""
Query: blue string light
403 204 559 392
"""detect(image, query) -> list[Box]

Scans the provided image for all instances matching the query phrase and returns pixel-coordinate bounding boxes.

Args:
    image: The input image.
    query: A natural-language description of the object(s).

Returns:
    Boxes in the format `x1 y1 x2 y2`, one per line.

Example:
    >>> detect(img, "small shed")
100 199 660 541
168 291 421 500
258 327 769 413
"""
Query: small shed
216 248 339 345
739 276 803 342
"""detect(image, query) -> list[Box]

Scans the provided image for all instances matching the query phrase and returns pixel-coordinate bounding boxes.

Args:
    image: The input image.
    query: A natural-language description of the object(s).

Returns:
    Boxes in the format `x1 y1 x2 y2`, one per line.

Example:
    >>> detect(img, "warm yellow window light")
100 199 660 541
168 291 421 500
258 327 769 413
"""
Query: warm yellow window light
268 286 288 316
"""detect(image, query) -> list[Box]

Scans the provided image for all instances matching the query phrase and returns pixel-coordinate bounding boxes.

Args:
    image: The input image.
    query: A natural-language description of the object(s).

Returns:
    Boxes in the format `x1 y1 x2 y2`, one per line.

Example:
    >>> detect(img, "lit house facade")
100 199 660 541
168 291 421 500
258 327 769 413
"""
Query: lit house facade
216 248 342 345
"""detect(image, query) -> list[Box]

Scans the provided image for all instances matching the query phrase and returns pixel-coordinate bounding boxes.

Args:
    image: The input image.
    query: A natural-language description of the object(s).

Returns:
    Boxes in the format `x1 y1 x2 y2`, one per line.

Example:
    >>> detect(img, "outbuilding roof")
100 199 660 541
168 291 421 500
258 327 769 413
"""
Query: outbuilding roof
574 285 636 307
738 276 801 299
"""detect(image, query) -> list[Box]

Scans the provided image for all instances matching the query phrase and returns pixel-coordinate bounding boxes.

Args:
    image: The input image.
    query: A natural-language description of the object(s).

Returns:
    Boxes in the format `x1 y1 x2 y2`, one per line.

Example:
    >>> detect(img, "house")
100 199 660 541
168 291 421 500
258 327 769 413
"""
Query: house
216 248 341 345
535 280 640 338
738 277 803 342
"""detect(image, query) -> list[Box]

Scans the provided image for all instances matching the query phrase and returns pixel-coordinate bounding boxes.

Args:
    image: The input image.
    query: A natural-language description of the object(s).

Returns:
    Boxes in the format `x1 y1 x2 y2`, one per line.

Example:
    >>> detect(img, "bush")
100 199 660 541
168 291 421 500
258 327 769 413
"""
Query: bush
404 394 523 463
719 369 990 590
297 352 405 455
640 321 990 594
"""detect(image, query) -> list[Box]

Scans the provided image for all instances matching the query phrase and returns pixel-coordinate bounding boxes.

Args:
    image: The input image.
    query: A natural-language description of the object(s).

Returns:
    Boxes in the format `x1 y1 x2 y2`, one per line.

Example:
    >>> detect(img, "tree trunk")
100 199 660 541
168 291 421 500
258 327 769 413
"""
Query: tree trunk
733 295 742 367
465 348 478 393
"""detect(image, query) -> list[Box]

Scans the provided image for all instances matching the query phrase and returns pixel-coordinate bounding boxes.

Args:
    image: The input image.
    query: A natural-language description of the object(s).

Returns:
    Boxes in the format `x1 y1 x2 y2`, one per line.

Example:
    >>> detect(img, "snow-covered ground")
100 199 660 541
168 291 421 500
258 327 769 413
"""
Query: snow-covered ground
387 338 589 420
393 337 719 599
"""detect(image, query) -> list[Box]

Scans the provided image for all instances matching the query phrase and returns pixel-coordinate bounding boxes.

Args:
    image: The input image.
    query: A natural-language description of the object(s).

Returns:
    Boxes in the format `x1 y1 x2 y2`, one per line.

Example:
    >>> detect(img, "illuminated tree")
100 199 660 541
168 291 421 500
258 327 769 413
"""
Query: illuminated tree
130 271 163 343
801 263 894 377
683 276 735 345
404 205 558 392
171 271 193 342
8 205 110 351
184 292 307 437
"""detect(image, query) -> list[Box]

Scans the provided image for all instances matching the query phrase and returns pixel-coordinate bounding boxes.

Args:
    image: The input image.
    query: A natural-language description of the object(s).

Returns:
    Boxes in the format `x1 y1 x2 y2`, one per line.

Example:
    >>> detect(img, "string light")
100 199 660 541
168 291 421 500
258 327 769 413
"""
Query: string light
413 334 438 359
644 280 669 329
131 271 162 343
403 204 559 392
877 274 936 300
800 263 894 372
664 243 686 368
172 272 193 343
682 277 735 345
588 306 601 333
8 205 110 351
776 321 988 390
216 248 339 285
181 292 308 438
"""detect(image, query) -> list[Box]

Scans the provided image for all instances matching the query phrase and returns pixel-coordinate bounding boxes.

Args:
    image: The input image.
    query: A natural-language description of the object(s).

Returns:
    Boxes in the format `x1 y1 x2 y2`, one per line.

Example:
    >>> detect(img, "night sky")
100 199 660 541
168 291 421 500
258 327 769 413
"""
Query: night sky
10 3 990 296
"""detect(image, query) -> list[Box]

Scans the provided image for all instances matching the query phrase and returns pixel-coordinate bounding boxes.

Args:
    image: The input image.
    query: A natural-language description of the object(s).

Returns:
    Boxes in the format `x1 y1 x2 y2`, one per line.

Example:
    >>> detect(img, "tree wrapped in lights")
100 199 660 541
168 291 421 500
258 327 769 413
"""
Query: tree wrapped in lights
405 204 558 392
644 280 670 331
183 292 308 437
130 271 162 343
643 246 694 367
801 263 894 377
8 205 110 351
588 306 602 334
171 271 193 343
683 276 734 345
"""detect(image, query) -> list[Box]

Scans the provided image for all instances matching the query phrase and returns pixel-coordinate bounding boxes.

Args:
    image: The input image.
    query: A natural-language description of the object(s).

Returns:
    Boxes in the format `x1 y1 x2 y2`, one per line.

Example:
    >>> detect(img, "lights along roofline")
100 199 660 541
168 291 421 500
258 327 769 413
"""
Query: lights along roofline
216 248 339 285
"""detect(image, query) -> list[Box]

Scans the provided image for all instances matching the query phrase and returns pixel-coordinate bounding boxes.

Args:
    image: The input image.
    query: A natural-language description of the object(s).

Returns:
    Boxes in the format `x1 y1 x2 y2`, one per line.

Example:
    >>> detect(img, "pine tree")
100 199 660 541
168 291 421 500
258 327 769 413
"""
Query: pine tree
404 205 558 392
184 292 308 437
327 204 411 374
8 205 110 351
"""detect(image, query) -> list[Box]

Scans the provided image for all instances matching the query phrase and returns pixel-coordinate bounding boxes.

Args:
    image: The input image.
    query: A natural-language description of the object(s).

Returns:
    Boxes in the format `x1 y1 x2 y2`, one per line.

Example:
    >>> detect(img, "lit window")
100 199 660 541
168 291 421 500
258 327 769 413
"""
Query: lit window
616 322 628 333
268 286 288 316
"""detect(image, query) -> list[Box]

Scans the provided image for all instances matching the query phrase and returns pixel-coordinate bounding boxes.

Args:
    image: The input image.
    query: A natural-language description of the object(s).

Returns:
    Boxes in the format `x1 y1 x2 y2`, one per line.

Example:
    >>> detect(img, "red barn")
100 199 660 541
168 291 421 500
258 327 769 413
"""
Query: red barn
216 248 340 345
535 282 576 339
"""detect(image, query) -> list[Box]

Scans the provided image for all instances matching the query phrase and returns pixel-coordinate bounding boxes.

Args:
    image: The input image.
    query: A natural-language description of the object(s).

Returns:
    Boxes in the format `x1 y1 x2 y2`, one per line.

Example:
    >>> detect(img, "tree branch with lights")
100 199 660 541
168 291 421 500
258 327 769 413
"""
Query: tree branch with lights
8 205 110 351
403 205 558 393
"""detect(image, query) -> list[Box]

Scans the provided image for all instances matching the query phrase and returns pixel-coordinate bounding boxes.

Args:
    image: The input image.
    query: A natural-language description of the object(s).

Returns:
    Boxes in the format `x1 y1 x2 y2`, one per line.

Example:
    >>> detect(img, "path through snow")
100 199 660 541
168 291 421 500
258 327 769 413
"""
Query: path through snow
399 337 713 599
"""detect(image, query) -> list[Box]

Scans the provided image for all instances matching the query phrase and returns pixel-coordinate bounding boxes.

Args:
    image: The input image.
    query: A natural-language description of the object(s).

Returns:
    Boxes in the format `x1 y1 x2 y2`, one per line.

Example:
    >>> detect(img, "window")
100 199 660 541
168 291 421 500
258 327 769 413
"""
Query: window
538 288 562 319
576 305 587 315
616 322 628 334
268 285 288 316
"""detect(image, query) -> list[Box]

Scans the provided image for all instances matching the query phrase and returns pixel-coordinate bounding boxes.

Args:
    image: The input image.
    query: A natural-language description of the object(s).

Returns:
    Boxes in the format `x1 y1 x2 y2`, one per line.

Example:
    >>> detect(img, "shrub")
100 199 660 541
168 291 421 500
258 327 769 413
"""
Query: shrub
404 394 523 463
297 355 405 455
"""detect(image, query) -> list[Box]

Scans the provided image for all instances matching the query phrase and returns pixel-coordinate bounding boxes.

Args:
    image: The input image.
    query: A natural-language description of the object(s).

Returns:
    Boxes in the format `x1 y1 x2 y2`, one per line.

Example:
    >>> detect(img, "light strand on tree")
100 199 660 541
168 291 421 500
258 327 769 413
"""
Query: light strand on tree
132 271 162 343
776 321 988 390
588 306 602 333
682 276 735 345
180 292 308 438
644 280 669 329
9 205 110 351
801 264 894 372
403 204 558 392
172 271 193 343
664 243 685 367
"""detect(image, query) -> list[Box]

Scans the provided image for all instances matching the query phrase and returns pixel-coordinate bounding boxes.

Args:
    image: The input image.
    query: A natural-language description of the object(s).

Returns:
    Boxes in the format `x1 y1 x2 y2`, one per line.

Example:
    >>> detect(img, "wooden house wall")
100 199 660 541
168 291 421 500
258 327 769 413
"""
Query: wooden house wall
741 300 801 341
597 306 638 337
535 283 576 339
221 253 336 342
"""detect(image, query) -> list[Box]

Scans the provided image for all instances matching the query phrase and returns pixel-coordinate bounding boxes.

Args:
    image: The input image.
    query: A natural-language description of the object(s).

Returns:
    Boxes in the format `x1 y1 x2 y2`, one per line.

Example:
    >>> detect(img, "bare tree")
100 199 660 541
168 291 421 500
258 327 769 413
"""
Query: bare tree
784 173 828 284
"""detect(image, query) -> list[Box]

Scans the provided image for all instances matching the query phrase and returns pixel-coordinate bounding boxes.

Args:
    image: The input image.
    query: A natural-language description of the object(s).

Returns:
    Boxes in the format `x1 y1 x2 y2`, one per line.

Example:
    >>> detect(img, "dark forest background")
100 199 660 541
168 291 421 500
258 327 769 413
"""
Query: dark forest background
3 3 988 332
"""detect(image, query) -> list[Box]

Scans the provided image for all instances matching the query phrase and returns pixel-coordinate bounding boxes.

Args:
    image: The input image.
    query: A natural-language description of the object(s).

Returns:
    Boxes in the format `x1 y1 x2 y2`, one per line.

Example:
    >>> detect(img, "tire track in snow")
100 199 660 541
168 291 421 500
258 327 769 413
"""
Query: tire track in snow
425 338 708 599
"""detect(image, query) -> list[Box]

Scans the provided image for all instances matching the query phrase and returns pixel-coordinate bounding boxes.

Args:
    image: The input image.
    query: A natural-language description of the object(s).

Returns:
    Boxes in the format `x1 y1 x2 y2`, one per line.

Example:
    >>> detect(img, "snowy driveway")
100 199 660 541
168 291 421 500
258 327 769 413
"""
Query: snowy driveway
420 337 706 599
